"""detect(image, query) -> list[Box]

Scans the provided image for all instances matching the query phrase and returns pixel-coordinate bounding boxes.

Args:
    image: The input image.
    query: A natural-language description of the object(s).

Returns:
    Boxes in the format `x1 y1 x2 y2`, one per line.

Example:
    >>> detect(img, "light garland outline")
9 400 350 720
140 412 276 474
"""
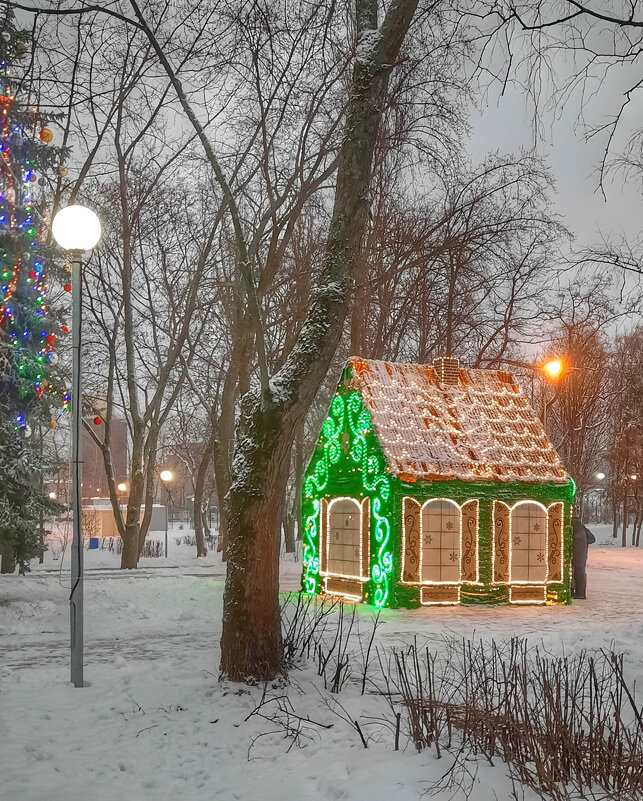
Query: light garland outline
401 496 481 589
321 496 369 584
420 585 461 606
419 497 462 586
322 578 363 602
493 499 567 589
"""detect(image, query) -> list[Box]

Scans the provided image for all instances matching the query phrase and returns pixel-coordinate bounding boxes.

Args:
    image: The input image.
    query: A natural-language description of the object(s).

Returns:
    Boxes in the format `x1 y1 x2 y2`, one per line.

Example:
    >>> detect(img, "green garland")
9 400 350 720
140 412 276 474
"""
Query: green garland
346 392 392 608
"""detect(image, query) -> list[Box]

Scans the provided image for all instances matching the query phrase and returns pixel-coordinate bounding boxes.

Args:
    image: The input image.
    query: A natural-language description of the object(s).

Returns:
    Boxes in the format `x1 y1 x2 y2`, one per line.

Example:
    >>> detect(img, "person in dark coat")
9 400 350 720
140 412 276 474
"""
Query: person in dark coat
571 516 596 599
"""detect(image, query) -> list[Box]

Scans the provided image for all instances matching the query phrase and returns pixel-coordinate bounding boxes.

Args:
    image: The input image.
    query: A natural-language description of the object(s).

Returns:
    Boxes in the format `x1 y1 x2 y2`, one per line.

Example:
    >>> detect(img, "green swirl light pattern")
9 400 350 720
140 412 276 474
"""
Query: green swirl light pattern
346 392 392 607
304 395 345 498
302 395 345 595
302 498 320 594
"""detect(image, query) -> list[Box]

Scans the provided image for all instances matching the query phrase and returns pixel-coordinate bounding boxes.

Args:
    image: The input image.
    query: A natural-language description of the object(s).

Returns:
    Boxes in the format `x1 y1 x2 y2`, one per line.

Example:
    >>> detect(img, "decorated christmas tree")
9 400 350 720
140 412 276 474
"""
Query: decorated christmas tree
0 17 69 573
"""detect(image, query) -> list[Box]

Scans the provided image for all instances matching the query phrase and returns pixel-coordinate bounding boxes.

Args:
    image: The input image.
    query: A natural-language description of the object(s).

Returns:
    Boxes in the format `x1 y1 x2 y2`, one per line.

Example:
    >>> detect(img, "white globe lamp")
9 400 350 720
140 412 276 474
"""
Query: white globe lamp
52 205 102 252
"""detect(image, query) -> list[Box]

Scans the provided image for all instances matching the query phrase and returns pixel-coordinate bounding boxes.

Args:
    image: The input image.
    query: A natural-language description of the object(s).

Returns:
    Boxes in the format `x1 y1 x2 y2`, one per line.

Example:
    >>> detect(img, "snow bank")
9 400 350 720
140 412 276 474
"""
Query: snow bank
1 524 641 800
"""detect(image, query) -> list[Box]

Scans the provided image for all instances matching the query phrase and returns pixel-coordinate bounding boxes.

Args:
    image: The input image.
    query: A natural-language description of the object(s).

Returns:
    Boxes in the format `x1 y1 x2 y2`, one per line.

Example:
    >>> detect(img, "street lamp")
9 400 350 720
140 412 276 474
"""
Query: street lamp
117 482 128 493
49 491 57 499
542 358 563 380
538 357 565 428
159 470 174 558
596 472 605 481
52 204 101 689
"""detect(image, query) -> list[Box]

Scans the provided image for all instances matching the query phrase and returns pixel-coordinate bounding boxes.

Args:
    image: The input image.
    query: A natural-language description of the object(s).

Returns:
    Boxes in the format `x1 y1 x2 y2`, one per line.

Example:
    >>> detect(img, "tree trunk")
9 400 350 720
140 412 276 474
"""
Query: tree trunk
212 442 231 559
121 524 140 568
284 511 296 554
194 440 212 557
220 396 292 680
220 0 419 682
0 541 16 574
612 500 619 538
622 497 628 548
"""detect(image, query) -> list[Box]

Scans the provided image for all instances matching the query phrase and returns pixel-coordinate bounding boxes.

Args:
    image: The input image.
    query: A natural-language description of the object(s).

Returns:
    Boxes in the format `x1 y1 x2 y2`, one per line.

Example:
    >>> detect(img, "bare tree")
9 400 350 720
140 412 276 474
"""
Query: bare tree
350 151 567 365
606 328 643 546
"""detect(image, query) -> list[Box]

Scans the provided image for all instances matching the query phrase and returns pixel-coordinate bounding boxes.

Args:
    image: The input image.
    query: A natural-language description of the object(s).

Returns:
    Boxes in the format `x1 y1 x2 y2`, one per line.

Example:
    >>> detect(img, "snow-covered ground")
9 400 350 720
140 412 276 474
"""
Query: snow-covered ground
1 524 641 801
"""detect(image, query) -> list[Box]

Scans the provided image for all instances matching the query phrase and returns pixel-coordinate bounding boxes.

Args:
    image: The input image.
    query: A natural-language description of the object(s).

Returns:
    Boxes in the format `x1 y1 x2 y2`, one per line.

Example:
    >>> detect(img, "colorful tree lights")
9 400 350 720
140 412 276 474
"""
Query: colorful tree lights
0 18 68 573
0 24 68 435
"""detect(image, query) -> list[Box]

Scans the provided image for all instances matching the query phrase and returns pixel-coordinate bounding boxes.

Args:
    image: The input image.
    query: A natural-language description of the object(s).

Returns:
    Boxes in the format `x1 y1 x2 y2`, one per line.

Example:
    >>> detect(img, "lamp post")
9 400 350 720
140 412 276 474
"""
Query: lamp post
540 358 564 429
52 204 101 689
160 470 174 558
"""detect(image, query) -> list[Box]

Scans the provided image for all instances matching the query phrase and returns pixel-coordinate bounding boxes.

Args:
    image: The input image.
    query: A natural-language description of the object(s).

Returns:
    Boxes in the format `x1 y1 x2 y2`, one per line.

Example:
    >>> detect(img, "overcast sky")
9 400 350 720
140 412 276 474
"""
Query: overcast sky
469 75 643 252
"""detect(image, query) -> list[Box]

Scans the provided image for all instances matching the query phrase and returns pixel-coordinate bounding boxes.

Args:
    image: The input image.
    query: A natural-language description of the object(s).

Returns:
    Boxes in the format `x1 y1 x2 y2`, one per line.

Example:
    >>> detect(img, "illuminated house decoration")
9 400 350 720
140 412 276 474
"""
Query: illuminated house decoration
302 357 576 608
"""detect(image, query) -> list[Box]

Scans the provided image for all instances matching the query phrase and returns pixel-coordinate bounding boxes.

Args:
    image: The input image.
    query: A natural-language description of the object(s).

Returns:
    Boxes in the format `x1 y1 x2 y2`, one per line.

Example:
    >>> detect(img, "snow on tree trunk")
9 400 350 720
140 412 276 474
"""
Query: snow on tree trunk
220 0 419 682
220 395 292 680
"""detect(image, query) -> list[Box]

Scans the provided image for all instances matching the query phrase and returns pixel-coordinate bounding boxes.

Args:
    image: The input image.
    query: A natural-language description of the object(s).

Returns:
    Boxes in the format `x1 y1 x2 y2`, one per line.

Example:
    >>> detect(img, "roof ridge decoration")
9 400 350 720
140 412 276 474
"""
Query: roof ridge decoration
346 357 568 485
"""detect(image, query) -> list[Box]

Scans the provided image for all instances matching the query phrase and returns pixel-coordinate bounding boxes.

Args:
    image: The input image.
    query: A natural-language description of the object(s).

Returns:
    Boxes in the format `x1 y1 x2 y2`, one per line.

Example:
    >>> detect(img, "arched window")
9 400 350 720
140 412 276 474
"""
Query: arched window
421 499 461 583
327 498 362 579
510 502 547 583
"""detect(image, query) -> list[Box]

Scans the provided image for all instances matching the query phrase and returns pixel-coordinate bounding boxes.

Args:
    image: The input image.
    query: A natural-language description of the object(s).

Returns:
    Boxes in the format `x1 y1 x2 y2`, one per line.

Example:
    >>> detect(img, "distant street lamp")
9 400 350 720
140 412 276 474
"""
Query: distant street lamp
159 469 174 558
49 491 57 499
52 204 102 690
117 482 128 493
596 472 605 481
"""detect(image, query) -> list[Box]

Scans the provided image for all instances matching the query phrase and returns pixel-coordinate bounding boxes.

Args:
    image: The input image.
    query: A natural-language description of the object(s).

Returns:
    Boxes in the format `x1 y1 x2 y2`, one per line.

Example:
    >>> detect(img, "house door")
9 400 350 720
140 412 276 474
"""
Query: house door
327 498 362 579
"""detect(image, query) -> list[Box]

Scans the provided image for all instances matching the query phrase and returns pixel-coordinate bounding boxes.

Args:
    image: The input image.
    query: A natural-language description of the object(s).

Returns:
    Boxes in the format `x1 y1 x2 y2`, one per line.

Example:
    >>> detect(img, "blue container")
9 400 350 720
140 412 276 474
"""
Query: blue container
89 537 99 550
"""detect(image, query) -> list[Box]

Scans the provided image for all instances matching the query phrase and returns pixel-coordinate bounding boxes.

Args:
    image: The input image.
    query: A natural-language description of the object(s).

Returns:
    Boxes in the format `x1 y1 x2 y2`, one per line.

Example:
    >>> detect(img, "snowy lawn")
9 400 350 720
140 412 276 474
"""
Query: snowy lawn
1 525 641 801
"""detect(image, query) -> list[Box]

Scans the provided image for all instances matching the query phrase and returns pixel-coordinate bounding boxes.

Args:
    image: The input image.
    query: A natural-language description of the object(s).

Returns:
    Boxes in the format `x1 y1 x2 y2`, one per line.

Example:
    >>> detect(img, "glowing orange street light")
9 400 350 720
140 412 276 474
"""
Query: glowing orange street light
542 358 563 380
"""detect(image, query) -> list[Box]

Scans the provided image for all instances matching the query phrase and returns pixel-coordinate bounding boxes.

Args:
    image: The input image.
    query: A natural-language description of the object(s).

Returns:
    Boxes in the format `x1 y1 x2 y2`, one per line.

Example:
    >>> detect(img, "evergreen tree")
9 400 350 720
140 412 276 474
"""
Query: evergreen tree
0 17 69 573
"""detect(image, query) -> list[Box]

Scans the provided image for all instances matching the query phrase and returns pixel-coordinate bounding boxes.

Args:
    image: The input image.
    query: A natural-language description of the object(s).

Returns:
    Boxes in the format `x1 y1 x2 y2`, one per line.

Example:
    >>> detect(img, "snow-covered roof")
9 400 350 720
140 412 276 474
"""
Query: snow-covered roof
347 357 569 484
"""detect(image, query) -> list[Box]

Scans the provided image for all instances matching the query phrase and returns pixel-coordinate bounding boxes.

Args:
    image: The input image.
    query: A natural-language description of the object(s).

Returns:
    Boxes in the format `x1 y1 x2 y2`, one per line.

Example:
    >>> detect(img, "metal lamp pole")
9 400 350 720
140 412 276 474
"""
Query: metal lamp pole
69 249 84 688
159 470 174 559
165 500 168 559
52 205 101 689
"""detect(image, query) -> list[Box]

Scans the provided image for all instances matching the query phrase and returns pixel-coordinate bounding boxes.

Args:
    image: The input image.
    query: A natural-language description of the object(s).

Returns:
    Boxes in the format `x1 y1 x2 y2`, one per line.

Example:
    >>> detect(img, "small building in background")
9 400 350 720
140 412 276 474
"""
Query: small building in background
81 498 168 538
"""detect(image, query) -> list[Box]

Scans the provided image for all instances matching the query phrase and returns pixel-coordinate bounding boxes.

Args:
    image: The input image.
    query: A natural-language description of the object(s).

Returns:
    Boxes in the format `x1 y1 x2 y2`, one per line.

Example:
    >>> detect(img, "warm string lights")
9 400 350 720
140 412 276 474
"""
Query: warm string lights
492 499 567 604
320 497 370 601
350 358 568 485
399 497 480 605
301 358 576 609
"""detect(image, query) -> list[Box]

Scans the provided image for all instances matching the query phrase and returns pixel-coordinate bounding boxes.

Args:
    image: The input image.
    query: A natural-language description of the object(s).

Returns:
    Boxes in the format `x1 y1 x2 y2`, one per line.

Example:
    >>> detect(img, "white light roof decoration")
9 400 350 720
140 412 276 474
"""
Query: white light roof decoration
347 358 569 485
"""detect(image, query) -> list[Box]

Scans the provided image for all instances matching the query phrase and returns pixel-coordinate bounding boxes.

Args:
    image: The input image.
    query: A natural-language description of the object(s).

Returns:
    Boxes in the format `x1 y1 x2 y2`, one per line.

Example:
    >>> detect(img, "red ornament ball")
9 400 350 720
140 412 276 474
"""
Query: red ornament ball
63 283 71 293
46 333 55 346
93 416 102 426
61 325 69 333
29 173 37 183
